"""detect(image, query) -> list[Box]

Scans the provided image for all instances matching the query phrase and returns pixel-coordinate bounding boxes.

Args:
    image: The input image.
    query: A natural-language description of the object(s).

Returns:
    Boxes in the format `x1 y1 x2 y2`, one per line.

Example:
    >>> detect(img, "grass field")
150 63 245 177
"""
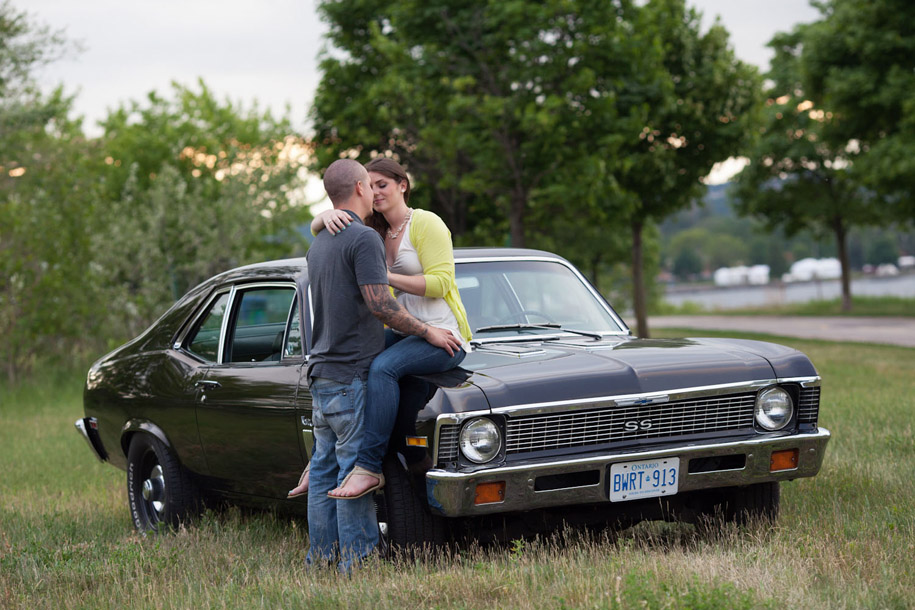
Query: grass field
2 333 914 609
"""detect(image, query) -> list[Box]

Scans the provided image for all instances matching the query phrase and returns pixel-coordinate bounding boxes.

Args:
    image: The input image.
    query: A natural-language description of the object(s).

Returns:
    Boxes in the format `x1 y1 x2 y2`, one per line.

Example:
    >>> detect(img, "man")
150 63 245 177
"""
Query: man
305 159 460 572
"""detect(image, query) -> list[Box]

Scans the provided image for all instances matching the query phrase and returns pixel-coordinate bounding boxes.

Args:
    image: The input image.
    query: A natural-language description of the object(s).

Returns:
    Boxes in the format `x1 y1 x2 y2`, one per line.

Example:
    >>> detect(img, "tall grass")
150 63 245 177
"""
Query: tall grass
2 335 914 609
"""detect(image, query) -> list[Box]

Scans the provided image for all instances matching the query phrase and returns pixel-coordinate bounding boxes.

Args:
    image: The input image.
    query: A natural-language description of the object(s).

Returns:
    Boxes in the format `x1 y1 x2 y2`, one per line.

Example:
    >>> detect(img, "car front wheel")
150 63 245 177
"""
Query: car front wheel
126 434 200 533
380 456 447 552
724 481 780 525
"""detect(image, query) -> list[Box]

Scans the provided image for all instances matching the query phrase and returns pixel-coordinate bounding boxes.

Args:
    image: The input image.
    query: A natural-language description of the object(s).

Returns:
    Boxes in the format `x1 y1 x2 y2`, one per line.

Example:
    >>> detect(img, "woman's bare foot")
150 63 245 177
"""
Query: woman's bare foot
287 467 310 498
328 466 384 499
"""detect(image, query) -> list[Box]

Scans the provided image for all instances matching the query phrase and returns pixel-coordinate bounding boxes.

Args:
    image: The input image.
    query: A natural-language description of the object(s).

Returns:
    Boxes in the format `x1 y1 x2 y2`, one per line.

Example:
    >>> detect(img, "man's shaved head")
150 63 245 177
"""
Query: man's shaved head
323 159 369 206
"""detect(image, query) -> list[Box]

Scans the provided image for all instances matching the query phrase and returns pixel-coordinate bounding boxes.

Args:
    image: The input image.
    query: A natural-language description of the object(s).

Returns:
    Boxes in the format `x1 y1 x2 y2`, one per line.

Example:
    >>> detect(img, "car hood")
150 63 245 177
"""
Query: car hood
456 336 817 410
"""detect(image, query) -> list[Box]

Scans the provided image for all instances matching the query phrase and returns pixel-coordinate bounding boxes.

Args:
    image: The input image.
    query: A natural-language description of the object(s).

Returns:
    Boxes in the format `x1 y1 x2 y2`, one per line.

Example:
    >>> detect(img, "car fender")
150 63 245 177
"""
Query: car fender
120 419 173 458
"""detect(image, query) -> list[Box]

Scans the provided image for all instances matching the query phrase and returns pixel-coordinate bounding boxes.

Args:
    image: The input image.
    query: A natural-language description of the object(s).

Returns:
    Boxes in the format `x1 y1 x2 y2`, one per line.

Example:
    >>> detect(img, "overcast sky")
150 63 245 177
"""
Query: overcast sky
27 0 822 183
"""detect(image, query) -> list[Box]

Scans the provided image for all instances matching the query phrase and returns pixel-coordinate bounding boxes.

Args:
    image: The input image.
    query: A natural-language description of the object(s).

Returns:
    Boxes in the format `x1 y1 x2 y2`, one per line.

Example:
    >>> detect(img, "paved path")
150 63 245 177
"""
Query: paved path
642 315 915 348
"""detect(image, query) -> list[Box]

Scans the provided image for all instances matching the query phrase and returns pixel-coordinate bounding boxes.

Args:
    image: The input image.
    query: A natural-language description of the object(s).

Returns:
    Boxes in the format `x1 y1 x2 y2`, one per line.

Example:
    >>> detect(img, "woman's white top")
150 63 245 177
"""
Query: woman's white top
389 216 471 352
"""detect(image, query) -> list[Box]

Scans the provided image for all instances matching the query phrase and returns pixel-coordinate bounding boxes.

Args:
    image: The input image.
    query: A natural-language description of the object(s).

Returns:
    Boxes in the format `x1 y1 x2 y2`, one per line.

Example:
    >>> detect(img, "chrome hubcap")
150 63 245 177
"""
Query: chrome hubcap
142 464 166 518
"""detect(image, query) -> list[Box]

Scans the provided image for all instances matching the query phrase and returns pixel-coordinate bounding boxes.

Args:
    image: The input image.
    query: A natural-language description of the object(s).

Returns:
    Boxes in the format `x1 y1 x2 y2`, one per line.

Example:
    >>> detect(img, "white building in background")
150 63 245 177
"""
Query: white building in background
876 263 900 277
747 265 770 285
782 258 842 283
713 264 770 286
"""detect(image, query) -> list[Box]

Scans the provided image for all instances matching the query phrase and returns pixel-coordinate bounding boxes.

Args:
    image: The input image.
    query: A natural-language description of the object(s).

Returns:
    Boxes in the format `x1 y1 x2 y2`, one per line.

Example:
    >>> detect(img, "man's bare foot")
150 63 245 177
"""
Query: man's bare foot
327 466 385 500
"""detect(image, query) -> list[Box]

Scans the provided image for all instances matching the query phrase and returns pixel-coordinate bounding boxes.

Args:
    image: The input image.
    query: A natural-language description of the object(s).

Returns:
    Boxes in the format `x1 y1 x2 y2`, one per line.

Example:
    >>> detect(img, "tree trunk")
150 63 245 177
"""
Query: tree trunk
631 219 649 338
591 254 602 293
833 215 852 312
5 332 17 385
509 187 525 247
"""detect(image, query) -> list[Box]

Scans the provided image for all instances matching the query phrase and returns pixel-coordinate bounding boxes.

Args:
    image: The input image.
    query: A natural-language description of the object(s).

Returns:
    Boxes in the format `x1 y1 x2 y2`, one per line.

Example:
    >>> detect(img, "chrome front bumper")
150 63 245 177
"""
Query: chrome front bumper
74 417 108 462
426 428 830 517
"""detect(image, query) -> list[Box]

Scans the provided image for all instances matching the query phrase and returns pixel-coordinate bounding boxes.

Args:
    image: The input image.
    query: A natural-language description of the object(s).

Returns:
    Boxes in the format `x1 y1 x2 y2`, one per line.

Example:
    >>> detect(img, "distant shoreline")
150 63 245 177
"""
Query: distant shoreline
663 273 915 310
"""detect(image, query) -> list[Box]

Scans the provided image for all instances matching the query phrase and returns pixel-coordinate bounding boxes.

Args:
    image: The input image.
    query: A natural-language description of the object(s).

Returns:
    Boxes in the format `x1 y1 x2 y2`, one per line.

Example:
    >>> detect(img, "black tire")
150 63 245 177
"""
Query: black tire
380 456 448 552
724 481 780 526
126 434 201 533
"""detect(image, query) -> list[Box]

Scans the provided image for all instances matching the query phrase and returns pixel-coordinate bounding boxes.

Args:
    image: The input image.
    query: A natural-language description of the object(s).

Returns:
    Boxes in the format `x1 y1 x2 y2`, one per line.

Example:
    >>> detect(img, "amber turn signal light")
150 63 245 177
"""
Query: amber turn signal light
770 449 799 472
405 436 428 447
474 481 506 505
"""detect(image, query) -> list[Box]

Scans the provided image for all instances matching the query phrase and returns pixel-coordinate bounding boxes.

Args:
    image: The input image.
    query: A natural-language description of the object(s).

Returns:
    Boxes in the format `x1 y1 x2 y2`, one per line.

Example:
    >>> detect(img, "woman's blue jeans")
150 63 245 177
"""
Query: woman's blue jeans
355 329 466 474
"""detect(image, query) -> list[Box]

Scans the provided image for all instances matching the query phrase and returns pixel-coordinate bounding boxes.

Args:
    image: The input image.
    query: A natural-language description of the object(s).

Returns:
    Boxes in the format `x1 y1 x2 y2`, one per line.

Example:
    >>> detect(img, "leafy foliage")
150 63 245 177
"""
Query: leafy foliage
733 5 903 310
800 0 915 217
0 0 75 133
0 3 96 382
0 4 308 382
311 0 760 336
662 187 912 281
94 82 310 335
609 0 762 335
312 0 638 248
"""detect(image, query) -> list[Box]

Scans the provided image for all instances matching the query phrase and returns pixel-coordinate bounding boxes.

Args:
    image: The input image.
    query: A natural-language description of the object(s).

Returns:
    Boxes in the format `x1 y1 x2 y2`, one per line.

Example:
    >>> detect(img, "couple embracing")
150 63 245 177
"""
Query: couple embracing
292 158 471 572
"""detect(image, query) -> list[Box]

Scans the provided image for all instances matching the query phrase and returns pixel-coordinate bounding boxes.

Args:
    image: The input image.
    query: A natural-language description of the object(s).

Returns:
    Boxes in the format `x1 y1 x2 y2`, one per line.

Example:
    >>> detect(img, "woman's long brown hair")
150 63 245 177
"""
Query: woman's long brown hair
365 157 411 239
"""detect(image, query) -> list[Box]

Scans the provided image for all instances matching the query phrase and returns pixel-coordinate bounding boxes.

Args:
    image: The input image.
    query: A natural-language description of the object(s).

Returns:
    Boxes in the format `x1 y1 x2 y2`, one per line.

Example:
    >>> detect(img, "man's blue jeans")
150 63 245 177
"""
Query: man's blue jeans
306 376 378 572
356 329 466 474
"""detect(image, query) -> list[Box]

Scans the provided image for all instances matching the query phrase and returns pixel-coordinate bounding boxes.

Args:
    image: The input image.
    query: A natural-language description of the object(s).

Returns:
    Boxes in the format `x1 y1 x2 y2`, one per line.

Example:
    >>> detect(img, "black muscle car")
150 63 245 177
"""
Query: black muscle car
76 248 830 546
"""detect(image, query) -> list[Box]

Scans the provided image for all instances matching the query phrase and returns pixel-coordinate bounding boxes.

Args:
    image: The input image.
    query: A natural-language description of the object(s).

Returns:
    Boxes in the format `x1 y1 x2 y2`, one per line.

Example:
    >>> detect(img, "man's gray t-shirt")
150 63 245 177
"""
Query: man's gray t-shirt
306 211 388 384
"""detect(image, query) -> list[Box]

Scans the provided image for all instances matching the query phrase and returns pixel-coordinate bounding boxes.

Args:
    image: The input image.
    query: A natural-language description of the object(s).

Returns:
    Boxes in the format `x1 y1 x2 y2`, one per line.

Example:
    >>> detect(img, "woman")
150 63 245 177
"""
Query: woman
288 158 472 500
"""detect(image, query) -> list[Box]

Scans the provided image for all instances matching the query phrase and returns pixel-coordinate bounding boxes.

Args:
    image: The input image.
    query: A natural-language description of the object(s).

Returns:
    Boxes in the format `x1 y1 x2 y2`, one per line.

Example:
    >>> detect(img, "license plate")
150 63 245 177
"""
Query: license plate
609 457 680 502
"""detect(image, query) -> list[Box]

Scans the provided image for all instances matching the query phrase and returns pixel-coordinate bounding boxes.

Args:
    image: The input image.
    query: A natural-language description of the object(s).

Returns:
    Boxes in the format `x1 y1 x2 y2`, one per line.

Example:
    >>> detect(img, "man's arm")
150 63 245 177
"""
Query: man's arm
360 283 461 356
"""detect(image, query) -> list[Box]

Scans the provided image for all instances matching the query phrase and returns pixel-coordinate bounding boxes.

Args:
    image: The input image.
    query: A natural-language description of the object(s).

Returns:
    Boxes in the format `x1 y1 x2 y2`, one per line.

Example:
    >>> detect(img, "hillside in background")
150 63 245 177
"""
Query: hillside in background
658 183 914 281
661 183 734 233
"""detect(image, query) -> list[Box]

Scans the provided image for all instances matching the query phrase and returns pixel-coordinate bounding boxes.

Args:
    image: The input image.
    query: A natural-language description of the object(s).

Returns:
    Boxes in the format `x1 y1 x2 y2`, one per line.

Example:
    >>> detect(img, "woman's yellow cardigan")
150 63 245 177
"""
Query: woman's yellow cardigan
407 209 473 342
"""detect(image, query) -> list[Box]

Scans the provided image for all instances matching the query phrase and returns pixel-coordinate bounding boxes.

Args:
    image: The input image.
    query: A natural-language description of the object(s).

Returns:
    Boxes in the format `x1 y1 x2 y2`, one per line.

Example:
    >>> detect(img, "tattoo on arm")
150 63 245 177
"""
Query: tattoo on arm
360 284 428 337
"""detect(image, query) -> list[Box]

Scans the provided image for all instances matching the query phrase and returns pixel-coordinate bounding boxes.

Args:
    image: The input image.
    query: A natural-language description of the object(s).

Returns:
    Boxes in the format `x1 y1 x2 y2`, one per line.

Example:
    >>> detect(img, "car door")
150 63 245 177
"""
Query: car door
195 282 308 497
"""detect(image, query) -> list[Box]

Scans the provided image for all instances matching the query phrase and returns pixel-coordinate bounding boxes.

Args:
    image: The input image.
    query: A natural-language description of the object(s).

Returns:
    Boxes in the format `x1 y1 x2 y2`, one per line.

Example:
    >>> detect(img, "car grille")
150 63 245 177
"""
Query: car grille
437 392 759 462
504 393 757 454
437 423 461 462
797 386 821 424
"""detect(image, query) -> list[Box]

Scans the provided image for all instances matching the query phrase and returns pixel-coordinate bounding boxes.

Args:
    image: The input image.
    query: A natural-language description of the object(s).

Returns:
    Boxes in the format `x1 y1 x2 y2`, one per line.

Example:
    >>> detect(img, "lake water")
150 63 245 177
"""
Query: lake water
663 273 915 310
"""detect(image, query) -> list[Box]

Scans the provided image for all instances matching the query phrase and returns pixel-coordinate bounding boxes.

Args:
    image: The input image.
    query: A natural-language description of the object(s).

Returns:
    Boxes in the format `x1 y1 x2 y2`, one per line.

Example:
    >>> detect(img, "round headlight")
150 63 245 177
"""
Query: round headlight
459 418 502 463
756 386 794 430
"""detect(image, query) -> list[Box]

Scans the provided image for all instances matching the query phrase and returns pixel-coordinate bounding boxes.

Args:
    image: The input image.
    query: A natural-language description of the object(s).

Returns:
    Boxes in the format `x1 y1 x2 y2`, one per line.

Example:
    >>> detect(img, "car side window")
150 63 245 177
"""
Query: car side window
284 299 303 358
227 287 296 363
187 292 230 362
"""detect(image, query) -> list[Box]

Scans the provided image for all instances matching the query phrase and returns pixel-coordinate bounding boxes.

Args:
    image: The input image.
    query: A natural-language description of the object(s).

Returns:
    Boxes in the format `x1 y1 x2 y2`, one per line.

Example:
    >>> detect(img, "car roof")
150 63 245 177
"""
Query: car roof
210 257 309 285
216 248 568 279
453 247 567 261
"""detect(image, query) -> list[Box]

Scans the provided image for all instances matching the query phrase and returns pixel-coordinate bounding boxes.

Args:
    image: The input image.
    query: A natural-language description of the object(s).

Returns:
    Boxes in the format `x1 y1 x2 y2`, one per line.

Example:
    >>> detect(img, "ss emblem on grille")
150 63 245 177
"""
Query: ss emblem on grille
624 419 653 432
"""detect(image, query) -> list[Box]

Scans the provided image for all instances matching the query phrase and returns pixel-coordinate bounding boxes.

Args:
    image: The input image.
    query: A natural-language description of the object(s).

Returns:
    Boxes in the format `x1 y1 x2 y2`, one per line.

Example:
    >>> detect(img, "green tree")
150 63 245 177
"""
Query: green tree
672 247 702 280
734 29 880 311
311 0 644 248
0 2 95 382
95 82 310 336
0 6 309 382
667 225 750 278
311 0 757 329
747 234 790 278
0 0 74 137
615 0 761 336
800 0 915 220
867 235 898 266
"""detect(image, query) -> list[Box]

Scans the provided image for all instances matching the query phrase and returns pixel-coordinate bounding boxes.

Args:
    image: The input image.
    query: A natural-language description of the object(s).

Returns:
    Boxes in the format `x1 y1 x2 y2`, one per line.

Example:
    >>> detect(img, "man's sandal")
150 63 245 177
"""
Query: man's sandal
287 463 310 498
327 465 385 500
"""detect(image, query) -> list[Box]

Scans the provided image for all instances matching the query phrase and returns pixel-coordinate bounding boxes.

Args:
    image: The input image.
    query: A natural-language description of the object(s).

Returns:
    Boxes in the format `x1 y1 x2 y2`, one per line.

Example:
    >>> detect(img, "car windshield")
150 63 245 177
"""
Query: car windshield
455 259 627 341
